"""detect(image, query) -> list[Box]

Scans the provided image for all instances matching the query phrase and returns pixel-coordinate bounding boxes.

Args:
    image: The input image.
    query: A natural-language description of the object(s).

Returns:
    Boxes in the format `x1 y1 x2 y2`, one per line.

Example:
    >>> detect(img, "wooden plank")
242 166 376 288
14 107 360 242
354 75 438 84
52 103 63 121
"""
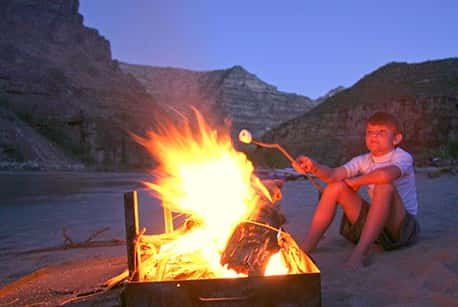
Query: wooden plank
124 191 142 281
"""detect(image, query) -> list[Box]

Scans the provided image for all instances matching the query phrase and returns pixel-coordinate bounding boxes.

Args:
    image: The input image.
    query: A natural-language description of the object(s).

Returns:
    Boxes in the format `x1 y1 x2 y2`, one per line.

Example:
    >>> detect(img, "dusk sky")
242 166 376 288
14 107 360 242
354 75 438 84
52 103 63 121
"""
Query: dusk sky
79 0 457 99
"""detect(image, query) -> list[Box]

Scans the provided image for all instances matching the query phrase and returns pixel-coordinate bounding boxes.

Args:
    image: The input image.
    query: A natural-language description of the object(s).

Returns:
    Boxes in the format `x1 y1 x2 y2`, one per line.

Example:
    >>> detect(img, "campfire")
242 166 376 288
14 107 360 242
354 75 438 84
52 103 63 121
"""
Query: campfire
122 108 320 306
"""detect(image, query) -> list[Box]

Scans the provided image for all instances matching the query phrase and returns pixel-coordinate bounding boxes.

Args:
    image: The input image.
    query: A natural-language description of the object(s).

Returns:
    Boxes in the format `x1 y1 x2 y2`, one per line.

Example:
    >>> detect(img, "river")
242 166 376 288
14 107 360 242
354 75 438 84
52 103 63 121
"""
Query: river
0 171 164 287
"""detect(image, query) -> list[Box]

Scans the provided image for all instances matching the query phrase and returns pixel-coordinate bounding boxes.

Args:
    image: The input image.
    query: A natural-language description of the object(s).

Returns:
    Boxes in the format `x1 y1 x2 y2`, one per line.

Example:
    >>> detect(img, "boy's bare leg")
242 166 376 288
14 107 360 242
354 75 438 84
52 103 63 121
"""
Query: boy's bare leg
302 182 363 253
347 184 406 268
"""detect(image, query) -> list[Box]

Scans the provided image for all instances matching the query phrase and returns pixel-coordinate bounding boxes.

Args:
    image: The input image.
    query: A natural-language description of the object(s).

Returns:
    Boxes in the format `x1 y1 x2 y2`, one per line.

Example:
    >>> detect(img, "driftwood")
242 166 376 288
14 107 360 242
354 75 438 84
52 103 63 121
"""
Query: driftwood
18 226 124 255
220 180 286 276
58 287 107 306
56 269 130 306
104 269 129 289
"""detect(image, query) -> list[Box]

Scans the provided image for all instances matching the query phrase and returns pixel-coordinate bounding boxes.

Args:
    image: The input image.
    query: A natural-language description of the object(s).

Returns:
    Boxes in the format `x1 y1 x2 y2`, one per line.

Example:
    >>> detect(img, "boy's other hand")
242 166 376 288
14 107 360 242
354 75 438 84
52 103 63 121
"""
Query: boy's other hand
293 156 316 174
344 178 360 191
292 161 305 174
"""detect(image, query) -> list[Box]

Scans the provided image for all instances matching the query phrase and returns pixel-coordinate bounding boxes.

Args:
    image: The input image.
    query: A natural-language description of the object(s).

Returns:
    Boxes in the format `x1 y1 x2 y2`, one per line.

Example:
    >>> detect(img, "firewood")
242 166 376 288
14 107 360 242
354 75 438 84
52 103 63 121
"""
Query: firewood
220 189 286 276
219 179 286 276
138 218 203 281
138 180 290 280
277 231 319 274
139 218 201 250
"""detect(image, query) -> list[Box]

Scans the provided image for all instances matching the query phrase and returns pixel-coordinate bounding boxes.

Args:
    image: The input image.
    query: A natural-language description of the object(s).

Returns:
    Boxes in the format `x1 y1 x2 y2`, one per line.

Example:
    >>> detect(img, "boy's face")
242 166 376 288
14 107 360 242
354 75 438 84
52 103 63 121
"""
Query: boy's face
365 124 402 156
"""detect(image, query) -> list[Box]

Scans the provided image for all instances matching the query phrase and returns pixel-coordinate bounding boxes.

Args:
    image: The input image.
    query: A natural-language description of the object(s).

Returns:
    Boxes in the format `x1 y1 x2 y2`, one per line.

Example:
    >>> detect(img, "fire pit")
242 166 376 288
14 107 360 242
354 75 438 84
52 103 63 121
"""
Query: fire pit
122 273 320 306
121 108 321 306
121 191 321 307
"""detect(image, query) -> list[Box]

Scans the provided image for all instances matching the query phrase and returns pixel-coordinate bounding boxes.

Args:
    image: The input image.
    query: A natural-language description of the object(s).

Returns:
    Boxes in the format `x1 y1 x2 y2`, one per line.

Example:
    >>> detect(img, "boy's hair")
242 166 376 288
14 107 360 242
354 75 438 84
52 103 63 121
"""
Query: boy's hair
367 112 402 134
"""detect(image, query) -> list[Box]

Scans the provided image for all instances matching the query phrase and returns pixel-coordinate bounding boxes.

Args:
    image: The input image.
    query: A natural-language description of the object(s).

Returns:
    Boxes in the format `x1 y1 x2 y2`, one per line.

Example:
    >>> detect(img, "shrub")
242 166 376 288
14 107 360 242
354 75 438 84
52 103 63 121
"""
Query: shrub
430 139 458 160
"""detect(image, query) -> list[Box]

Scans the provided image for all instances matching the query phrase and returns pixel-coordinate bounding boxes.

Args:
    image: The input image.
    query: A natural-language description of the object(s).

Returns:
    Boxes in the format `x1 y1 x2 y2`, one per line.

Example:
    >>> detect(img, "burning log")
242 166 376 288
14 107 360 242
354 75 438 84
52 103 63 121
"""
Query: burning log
277 231 319 274
220 180 286 276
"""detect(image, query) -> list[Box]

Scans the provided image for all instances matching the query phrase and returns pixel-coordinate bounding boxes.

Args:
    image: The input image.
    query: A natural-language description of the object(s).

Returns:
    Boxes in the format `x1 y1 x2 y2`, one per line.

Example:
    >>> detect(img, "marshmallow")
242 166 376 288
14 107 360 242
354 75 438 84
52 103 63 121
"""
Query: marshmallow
238 129 252 144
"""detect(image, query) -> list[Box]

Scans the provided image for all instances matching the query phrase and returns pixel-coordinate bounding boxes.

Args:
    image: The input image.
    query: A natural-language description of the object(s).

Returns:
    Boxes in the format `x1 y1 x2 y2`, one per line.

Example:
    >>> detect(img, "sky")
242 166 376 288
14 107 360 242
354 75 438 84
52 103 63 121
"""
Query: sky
79 0 457 99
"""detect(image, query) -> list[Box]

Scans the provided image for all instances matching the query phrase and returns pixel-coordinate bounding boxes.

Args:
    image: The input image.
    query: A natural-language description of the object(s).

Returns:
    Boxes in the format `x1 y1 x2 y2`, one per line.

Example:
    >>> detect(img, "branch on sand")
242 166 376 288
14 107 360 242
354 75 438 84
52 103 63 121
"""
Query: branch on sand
56 269 129 306
17 226 125 255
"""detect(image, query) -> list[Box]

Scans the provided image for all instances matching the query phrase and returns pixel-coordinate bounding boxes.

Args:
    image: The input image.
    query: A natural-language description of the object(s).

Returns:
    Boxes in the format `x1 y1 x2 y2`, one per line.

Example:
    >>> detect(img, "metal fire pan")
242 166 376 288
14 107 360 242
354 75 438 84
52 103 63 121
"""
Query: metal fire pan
121 271 321 307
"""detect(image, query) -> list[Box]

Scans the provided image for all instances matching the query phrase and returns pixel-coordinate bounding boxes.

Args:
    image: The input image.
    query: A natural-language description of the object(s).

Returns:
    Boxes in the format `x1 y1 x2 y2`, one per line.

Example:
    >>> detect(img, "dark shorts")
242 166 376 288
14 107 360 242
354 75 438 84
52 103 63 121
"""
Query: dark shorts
339 199 420 251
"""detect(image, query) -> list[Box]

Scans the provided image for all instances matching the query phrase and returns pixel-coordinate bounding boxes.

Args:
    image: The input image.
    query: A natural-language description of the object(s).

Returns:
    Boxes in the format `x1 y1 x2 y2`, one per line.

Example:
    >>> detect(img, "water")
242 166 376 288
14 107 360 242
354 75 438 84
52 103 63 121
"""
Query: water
0 171 165 287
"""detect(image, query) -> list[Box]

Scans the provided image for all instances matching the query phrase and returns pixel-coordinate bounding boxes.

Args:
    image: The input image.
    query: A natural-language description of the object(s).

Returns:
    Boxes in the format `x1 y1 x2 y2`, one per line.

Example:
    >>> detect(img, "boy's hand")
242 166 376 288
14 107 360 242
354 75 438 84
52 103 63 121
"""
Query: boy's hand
344 178 360 191
292 156 316 174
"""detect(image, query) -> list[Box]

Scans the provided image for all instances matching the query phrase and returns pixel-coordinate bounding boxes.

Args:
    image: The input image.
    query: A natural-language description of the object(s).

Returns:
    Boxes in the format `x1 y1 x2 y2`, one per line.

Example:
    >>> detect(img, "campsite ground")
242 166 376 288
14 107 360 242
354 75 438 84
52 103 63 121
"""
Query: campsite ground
0 170 456 306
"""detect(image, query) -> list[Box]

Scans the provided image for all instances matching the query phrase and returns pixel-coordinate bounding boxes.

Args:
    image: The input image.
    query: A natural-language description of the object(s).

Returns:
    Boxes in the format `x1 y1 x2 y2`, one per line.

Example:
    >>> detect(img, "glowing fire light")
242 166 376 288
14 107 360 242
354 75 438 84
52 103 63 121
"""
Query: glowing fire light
132 108 315 281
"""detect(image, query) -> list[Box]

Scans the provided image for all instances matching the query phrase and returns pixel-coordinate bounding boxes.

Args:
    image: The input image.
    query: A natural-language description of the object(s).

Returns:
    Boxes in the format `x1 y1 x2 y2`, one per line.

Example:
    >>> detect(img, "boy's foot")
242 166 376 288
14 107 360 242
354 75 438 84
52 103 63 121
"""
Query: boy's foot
300 242 313 254
344 252 369 270
344 258 363 271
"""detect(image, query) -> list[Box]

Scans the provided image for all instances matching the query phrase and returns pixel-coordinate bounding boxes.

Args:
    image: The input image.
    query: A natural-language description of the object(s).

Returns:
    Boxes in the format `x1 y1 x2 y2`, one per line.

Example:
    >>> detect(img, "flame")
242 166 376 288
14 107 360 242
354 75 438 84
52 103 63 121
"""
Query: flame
265 251 288 276
133 108 295 280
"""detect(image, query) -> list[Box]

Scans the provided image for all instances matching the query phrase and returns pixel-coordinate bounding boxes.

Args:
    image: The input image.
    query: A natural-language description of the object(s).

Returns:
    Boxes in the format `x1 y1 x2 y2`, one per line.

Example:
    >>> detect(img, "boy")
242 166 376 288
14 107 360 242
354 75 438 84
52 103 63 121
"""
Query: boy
292 112 419 268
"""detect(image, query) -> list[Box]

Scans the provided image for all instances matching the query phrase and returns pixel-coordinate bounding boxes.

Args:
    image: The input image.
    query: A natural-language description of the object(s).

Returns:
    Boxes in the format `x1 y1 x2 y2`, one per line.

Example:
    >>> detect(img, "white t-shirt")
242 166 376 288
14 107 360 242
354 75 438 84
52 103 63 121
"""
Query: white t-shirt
342 147 418 215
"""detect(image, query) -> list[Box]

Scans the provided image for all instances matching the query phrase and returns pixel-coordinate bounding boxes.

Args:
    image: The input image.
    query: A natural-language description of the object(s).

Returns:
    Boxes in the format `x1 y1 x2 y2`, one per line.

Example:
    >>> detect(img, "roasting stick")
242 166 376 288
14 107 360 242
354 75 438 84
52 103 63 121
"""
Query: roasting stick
238 129 323 193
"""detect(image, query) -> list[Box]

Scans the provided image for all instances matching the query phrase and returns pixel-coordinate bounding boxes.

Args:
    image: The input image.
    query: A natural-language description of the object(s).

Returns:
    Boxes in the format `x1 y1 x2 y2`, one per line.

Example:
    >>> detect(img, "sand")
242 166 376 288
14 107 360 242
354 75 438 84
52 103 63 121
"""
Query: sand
0 171 457 306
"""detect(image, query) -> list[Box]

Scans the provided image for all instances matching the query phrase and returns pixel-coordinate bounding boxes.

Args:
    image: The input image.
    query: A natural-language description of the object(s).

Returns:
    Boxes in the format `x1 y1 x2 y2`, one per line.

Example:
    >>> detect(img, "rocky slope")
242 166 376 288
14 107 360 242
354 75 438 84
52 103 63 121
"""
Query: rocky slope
314 86 345 105
120 63 316 139
0 0 316 170
0 0 163 169
261 58 458 166
2 1 455 170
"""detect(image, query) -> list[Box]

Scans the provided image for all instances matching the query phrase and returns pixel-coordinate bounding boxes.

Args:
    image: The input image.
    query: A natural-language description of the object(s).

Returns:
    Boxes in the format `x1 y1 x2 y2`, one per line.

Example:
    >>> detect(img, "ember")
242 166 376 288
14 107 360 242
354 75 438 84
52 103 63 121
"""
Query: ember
129 108 319 282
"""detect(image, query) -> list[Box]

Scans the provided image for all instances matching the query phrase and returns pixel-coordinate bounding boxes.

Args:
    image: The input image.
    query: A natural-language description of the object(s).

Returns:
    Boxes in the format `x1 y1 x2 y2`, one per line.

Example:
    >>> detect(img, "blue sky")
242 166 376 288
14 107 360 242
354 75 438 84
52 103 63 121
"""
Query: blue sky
79 0 457 99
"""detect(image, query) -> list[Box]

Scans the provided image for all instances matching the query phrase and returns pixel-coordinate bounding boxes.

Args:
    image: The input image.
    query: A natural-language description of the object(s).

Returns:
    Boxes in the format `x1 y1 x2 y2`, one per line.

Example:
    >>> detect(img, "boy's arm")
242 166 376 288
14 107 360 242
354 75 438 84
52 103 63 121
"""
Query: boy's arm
344 165 401 191
312 163 347 184
293 156 347 183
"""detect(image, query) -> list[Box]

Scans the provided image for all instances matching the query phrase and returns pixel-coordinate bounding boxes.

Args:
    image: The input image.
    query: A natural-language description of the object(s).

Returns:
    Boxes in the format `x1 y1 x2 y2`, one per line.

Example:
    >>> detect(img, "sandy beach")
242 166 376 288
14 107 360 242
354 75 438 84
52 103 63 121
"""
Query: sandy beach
0 170 457 306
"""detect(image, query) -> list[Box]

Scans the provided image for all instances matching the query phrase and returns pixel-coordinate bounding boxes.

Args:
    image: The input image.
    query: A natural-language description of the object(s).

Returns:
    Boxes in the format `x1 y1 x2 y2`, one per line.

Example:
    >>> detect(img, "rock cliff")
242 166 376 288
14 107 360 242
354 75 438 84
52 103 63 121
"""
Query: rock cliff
0 0 316 169
2 1 455 170
120 63 315 139
0 0 162 169
261 58 458 166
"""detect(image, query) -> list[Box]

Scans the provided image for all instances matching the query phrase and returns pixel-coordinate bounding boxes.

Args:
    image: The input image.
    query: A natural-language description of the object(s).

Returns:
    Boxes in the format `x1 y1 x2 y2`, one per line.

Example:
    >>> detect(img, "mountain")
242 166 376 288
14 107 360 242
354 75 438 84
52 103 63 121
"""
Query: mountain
260 58 458 167
3 1 455 170
0 0 316 170
314 86 345 105
0 0 164 169
120 63 315 139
